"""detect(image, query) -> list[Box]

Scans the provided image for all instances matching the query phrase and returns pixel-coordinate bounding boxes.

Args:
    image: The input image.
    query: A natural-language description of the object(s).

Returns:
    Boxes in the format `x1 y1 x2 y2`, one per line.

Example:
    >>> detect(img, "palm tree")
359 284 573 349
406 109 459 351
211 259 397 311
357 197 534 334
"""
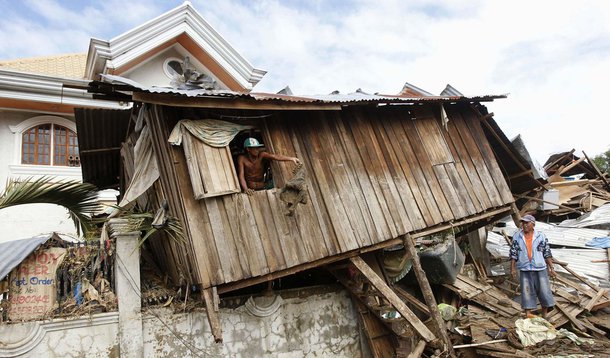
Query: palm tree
0 176 100 237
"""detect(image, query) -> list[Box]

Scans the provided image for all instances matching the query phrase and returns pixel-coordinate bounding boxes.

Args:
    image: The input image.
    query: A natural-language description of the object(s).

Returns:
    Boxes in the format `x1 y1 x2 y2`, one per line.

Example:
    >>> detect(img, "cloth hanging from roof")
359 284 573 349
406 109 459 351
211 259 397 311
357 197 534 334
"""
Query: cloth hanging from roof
168 119 254 147
113 125 159 213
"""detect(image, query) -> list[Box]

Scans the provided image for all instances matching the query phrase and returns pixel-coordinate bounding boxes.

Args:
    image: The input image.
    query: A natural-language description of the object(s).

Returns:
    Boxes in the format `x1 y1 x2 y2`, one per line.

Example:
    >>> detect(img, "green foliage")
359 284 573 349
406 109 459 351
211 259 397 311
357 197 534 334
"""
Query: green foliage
0 176 101 237
110 206 186 249
591 149 610 174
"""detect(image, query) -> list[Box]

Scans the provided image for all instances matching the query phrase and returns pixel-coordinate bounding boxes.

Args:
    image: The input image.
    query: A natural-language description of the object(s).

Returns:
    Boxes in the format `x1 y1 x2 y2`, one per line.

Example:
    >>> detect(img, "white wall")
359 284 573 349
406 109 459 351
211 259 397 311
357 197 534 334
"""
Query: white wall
0 110 82 242
0 290 365 358
123 44 227 89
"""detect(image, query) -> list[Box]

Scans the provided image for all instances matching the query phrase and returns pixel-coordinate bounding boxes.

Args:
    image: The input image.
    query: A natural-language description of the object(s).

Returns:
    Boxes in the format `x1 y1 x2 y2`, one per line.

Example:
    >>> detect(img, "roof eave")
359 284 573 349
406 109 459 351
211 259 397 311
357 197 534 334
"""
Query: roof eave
0 69 128 110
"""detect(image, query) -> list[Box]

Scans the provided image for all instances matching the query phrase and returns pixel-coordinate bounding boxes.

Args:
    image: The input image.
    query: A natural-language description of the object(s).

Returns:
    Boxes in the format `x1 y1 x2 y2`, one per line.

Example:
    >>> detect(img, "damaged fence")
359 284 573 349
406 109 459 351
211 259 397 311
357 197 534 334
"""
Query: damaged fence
0 234 116 323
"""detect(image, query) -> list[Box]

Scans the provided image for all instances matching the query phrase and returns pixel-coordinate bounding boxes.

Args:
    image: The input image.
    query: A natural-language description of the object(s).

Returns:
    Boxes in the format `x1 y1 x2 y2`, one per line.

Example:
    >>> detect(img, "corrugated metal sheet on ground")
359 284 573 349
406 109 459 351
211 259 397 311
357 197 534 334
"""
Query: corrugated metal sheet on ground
100 74 507 104
0 234 53 280
560 203 610 230
499 222 609 249
486 231 609 287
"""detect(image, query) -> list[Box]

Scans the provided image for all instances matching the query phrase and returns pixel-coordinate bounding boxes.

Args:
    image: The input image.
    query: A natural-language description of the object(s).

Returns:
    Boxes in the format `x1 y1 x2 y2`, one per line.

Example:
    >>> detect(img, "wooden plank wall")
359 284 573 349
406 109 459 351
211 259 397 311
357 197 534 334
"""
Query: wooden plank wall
146 103 514 288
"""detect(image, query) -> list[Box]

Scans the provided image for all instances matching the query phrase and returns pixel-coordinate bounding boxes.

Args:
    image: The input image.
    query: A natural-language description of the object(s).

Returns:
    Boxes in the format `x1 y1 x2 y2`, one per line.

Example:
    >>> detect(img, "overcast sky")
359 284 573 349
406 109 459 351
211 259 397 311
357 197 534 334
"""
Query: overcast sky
1 0 609 165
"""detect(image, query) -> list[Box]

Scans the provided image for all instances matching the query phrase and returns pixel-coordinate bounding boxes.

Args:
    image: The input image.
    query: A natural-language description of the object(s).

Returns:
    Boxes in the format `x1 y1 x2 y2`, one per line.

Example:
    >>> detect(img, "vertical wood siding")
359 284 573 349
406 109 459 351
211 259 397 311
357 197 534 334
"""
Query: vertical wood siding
146 104 513 288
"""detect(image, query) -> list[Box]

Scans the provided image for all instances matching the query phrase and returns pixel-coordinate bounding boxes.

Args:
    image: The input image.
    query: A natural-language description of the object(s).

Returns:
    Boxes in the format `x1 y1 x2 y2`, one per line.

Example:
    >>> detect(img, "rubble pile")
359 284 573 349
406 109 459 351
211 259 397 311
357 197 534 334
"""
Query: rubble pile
523 150 610 221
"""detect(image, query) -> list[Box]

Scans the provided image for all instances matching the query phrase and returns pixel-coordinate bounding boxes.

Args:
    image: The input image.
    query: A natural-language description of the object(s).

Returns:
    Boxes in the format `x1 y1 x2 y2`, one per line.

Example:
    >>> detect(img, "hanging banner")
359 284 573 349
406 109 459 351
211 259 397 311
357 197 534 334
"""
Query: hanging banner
8 247 67 321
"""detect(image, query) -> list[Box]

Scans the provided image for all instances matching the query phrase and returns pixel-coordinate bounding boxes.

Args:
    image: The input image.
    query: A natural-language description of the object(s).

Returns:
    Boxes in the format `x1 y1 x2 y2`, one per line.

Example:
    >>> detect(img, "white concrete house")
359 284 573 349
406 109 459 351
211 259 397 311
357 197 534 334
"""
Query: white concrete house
0 3 365 357
0 1 266 242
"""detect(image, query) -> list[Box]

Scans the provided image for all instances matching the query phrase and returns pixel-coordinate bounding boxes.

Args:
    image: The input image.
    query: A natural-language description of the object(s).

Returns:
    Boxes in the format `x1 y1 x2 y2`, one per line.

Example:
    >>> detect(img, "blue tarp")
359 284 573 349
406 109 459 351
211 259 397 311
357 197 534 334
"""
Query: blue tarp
585 237 610 249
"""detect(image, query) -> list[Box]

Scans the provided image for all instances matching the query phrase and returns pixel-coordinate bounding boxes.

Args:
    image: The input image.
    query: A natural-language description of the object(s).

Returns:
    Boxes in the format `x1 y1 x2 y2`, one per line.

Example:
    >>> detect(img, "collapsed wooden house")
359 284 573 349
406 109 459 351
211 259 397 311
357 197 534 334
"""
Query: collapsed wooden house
76 77 519 352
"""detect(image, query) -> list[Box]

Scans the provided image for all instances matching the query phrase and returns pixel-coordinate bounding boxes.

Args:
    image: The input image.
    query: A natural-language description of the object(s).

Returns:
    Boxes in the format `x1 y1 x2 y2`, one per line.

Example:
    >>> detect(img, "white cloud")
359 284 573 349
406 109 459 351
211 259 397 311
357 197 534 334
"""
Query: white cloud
1 0 609 162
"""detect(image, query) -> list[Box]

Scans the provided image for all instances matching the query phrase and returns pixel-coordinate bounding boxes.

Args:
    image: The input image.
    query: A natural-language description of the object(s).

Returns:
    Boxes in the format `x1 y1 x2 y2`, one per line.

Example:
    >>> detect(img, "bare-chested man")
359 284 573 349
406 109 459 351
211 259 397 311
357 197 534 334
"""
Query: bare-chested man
237 137 300 195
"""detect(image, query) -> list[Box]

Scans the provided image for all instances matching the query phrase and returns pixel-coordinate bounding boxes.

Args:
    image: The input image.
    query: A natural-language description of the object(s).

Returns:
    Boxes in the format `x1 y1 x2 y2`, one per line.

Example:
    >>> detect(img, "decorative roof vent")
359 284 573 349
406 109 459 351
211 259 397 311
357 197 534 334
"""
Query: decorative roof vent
168 56 217 90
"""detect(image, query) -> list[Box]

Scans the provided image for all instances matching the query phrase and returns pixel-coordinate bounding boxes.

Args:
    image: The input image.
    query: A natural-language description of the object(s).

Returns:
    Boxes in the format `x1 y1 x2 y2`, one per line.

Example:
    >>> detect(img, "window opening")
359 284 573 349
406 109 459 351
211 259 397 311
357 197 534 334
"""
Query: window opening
230 131 275 192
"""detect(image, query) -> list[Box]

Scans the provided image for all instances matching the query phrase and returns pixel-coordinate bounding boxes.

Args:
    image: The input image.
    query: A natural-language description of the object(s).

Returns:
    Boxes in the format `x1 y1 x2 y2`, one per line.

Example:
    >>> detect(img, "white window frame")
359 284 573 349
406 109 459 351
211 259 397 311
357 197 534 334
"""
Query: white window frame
8 115 82 179
162 57 185 80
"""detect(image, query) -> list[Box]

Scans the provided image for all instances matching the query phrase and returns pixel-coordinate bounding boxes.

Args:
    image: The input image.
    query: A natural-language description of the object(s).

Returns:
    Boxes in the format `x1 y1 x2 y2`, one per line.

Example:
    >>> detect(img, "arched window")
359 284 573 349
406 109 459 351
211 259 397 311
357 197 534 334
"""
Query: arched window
21 124 80 166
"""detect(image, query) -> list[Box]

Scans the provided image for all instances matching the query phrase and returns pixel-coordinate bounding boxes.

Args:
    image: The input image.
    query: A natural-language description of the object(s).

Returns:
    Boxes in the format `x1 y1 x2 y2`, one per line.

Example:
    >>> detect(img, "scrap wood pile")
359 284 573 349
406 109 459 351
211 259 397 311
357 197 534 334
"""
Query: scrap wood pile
439 268 610 357
519 150 610 221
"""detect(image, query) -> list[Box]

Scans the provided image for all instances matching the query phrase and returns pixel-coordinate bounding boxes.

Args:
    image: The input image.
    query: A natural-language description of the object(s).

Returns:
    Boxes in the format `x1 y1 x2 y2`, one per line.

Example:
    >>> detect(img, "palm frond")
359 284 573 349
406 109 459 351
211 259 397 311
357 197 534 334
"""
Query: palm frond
109 206 186 249
0 176 101 236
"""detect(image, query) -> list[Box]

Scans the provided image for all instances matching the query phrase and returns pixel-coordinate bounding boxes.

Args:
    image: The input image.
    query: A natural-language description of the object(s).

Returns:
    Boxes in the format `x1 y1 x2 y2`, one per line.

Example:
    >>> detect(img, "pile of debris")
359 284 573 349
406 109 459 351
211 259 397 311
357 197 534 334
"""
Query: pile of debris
521 150 610 221
54 241 117 317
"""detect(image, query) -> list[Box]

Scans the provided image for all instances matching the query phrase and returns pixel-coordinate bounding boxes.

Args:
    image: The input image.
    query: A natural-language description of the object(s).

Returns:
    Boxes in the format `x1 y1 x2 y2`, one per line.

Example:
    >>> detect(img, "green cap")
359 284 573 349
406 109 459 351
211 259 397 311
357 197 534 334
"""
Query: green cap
244 137 264 148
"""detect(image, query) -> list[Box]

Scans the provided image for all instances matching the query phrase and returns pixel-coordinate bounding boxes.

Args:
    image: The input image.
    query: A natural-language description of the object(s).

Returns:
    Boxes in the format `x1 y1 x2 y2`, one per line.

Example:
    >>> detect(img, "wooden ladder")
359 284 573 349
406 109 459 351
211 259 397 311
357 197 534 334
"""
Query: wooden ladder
329 256 437 356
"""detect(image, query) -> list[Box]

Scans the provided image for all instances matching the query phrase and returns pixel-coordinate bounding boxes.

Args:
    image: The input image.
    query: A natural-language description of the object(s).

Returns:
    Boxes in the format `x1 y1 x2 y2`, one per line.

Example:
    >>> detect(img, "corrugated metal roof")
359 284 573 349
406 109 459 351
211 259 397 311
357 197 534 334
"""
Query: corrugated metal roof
440 84 464 97
0 234 54 280
100 74 507 104
486 230 609 287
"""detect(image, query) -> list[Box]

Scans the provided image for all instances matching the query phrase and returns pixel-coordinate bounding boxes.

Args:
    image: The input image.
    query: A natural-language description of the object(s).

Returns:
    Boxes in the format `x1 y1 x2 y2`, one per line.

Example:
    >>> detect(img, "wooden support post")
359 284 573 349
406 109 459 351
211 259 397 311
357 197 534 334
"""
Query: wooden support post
402 234 456 357
202 287 223 343
349 256 436 343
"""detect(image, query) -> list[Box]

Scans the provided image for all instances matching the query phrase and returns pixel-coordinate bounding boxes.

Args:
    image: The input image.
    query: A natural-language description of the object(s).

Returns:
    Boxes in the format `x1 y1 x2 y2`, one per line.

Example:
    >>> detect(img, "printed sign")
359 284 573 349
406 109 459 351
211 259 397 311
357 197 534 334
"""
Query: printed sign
8 247 67 321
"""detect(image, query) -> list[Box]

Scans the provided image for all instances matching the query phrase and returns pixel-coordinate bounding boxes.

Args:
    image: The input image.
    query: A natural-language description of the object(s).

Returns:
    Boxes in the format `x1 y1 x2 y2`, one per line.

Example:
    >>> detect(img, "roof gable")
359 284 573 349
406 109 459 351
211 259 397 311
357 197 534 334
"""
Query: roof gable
85 1 266 91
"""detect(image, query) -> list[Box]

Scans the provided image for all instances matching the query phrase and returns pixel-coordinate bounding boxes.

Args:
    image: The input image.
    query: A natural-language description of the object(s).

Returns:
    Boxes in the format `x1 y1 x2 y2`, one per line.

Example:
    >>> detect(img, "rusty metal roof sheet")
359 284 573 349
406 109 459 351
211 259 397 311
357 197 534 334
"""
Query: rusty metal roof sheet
100 74 507 104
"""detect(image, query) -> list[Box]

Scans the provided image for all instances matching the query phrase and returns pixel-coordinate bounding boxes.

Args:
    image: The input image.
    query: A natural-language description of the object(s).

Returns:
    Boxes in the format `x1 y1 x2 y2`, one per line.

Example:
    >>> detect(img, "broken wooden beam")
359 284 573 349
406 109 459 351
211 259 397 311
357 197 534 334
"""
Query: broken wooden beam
553 259 609 299
349 256 436 343
406 340 426 358
402 234 455 357
583 151 610 190
393 285 431 316
585 289 607 312
554 303 586 332
202 287 223 343
514 194 583 215
558 157 586 175
454 339 508 349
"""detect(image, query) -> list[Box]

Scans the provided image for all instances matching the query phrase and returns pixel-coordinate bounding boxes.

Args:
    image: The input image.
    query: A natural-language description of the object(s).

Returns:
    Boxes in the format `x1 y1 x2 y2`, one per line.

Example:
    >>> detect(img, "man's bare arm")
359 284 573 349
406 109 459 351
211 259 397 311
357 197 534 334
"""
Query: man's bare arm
261 152 301 165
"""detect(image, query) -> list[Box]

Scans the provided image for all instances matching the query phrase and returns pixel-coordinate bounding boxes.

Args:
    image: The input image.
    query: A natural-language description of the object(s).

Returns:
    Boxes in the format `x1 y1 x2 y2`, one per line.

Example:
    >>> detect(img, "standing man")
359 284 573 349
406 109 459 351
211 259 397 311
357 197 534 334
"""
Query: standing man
509 214 556 318
237 137 300 195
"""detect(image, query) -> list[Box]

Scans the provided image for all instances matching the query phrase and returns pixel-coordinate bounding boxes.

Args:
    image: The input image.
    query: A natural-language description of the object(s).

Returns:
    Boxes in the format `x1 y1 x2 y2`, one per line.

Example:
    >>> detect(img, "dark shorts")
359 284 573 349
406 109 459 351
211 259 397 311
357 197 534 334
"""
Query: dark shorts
520 270 555 309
